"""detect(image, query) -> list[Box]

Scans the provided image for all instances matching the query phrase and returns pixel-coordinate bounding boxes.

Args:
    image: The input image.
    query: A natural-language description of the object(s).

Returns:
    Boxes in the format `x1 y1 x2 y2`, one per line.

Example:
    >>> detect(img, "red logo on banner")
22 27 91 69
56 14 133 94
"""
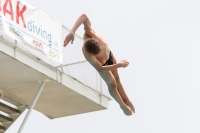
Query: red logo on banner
33 40 43 49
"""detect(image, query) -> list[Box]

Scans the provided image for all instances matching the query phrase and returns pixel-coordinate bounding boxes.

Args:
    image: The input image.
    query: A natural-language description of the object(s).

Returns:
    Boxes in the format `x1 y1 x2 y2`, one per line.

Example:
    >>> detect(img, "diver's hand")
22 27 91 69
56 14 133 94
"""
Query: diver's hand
64 32 74 47
119 60 129 68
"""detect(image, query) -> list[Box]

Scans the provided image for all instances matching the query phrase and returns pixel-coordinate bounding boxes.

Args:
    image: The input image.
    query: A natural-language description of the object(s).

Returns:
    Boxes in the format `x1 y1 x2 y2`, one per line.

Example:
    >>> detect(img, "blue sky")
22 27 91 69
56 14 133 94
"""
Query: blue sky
13 0 200 133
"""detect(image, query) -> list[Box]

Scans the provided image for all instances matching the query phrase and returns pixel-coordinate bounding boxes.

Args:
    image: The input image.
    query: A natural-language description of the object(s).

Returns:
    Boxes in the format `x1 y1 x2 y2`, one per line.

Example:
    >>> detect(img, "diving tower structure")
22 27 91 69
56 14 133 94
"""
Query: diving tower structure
0 0 111 132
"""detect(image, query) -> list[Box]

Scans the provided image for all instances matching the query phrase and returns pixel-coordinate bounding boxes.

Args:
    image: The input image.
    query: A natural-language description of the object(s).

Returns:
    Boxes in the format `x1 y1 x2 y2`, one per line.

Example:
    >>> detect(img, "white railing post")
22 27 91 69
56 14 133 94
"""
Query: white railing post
99 74 103 104
96 71 99 91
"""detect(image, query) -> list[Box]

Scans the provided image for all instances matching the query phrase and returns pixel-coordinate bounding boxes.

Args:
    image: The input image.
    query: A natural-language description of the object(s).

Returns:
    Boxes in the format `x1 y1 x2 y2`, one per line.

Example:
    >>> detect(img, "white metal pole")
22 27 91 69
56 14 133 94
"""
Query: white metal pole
60 64 63 83
99 75 103 104
96 71 98 91
17 81 46 133
100 76 102 94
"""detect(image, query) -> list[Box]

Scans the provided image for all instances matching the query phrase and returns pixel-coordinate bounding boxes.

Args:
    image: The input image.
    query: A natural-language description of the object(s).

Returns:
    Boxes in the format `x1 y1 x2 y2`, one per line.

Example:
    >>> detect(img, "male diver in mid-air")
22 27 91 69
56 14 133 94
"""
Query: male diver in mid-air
64 14 135 116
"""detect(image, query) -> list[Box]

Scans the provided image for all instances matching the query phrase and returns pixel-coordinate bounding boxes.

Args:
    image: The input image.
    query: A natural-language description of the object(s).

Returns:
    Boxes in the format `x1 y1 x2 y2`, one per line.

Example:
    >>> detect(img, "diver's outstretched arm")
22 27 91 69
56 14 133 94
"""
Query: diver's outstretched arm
64 14 93 46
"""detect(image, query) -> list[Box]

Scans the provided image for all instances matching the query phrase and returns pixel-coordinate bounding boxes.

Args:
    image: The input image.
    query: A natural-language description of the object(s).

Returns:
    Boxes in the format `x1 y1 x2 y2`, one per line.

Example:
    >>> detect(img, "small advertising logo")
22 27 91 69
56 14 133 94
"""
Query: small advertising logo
33 39 43 49
9 26 23 37
49 50 59 60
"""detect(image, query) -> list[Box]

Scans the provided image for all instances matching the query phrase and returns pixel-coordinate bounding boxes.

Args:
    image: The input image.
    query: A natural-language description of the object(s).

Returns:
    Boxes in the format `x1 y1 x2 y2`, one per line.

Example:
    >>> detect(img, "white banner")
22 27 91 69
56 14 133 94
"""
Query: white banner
0 0 63 63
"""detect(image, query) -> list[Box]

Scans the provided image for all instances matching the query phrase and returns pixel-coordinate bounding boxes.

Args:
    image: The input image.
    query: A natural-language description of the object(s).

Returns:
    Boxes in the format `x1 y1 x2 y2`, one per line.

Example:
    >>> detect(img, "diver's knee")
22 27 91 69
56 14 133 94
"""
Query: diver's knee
114 76 120 82
107 81 117 91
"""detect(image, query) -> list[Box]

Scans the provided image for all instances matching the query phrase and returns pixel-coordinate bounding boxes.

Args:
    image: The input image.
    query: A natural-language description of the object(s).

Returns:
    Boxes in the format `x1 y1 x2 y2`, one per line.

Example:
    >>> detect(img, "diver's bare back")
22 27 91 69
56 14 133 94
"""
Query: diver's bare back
82 30 110 65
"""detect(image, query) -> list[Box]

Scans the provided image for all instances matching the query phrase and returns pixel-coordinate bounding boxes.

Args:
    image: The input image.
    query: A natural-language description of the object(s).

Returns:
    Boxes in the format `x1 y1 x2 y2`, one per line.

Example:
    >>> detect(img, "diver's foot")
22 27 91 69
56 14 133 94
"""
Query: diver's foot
126 101 135 113
120 105 132 116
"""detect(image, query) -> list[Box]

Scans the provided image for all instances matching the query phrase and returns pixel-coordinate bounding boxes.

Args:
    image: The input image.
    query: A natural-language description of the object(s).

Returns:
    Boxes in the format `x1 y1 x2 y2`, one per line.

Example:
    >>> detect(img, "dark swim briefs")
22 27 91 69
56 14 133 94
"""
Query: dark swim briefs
102 51 113 66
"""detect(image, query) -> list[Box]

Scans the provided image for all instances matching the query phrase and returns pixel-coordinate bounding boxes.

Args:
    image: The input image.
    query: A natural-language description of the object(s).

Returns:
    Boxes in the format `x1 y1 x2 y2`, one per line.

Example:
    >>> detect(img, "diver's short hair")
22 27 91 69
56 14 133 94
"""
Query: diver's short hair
85 38 100 55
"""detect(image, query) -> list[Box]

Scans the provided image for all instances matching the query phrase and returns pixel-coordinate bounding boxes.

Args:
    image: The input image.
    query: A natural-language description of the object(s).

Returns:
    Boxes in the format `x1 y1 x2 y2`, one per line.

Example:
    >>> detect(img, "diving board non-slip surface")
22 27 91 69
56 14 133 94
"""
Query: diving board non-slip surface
0 38 110 119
